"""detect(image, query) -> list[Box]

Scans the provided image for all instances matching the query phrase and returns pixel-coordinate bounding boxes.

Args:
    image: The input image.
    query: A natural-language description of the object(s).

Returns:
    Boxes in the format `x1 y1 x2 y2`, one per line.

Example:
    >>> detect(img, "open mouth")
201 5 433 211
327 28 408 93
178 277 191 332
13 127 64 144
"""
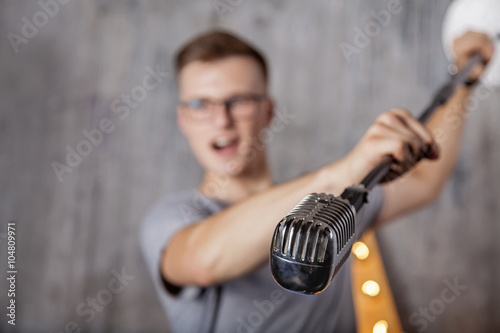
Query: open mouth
212 137 239 155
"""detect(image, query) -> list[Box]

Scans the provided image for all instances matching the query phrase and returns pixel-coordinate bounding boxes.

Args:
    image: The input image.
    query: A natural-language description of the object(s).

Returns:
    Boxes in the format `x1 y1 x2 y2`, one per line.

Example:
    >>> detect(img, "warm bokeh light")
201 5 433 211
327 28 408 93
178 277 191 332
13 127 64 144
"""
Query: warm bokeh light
352 241 370 260
362 280 380 297
373 320 388 333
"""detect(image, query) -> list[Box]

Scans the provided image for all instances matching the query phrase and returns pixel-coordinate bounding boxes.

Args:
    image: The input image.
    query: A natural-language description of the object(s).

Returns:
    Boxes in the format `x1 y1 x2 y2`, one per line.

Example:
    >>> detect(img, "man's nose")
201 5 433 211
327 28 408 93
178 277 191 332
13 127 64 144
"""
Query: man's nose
213 102 234 128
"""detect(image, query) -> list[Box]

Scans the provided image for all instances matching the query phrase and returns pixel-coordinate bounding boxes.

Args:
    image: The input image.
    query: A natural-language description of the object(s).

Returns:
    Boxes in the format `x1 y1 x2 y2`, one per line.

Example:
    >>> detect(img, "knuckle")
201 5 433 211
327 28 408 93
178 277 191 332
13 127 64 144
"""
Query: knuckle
392 108 410 115
378 111 398 125
368 123 384 135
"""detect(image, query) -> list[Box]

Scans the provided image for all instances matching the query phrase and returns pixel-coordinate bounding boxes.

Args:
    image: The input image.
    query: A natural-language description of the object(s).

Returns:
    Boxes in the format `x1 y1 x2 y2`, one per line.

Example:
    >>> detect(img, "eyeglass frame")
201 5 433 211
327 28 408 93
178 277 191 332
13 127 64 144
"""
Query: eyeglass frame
178 93 268 123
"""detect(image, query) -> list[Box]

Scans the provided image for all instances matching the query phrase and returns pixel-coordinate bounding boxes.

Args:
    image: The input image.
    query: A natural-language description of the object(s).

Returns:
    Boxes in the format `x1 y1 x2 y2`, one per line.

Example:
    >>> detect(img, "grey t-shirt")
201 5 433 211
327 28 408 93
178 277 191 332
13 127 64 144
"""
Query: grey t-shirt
140 186 384 333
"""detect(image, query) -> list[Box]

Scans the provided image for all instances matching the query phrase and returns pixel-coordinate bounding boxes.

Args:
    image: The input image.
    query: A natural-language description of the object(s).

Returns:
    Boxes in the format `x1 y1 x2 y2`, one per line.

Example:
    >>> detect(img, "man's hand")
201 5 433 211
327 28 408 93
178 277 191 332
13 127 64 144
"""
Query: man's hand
453 31 495 82
371 32 495 227
342 31 495 186
344 108 439 184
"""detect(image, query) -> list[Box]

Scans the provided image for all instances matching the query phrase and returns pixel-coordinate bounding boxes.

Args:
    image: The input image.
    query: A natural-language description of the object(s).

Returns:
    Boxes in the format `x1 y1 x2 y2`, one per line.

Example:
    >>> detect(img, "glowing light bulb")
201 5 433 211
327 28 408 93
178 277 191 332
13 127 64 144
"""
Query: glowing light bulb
373 320 388 333
352 241 369 260
362 280 380 297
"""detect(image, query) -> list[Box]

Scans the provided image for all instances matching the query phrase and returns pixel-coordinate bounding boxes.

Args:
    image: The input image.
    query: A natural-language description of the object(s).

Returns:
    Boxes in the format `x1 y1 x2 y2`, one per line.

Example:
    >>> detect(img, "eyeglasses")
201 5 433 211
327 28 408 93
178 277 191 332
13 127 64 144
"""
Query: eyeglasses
179 94 267 123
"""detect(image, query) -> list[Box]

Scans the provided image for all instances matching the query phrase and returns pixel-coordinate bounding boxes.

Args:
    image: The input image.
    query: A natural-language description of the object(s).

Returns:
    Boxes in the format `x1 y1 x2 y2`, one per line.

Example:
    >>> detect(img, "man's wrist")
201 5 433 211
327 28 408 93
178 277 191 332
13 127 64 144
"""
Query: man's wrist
317 157 358 195
457 84 473 97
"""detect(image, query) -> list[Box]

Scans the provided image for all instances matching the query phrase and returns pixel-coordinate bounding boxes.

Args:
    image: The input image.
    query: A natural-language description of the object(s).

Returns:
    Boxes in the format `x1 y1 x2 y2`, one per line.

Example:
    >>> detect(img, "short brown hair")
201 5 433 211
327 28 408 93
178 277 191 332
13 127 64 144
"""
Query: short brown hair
175 30 268 82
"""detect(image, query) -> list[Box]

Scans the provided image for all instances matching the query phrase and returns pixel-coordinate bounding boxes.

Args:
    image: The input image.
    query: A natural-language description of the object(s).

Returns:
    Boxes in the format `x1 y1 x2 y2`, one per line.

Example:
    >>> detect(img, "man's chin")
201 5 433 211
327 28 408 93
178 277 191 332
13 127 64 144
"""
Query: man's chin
206 159 247 177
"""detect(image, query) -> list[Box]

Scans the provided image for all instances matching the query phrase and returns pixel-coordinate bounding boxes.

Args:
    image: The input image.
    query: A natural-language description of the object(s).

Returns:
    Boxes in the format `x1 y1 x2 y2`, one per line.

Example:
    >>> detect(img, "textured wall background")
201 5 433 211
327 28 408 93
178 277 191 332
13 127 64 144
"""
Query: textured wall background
1 0 499 332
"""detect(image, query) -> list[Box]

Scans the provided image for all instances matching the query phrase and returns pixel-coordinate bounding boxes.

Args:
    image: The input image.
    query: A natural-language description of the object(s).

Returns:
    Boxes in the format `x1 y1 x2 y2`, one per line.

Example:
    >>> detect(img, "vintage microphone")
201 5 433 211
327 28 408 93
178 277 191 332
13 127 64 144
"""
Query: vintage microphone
270 53 488 295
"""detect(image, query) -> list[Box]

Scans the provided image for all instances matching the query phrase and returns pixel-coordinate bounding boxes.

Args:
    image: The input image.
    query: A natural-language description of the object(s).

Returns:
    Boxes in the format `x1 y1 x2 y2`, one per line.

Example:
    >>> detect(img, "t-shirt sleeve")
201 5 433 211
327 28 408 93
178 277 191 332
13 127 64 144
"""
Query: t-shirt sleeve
139 192 207 300
355 185 385 239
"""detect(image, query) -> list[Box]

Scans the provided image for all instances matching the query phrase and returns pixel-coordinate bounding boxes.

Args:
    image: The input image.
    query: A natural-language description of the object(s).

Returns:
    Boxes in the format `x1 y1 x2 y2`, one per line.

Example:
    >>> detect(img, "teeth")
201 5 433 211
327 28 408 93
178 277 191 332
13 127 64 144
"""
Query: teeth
214 137 235 148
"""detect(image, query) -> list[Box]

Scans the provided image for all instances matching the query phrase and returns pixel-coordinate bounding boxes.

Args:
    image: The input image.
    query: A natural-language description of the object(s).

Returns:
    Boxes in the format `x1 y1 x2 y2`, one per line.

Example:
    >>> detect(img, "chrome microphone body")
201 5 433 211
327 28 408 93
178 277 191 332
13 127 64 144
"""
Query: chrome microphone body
270 187 366 294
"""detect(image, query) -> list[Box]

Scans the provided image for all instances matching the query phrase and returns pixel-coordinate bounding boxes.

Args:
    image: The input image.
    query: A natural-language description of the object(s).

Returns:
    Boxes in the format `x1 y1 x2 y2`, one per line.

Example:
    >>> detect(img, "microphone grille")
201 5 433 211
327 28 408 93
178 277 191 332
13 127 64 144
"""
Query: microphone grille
270 193 357 294
272 193 356 264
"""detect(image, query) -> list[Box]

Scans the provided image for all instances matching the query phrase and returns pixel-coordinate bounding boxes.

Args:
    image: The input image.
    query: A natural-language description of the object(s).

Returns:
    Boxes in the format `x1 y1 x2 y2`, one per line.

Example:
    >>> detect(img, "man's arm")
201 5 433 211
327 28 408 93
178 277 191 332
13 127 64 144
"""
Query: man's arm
162 159 357 287
164 113 438 287
373 32 495 227
163 107 440 288
163 31 494 288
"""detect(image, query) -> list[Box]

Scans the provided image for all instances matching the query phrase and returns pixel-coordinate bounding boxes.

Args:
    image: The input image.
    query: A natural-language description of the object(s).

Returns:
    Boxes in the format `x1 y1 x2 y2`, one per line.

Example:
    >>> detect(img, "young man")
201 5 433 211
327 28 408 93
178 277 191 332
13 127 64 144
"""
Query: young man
140 31 493 332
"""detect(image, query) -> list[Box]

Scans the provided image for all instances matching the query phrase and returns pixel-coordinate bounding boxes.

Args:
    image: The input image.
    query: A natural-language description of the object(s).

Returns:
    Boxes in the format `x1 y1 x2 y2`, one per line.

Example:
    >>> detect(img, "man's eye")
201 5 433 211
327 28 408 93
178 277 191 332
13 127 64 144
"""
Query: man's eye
188 100 207 109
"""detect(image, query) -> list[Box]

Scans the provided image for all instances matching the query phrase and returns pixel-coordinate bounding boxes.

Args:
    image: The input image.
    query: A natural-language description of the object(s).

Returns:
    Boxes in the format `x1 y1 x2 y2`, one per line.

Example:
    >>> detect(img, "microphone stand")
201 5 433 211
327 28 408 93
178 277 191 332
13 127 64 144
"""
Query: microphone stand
340 54 484 212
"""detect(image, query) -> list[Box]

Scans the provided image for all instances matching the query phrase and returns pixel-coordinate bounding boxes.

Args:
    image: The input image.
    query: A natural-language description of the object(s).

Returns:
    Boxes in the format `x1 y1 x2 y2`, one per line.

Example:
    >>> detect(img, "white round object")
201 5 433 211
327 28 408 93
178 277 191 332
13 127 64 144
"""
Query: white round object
442 0 500 87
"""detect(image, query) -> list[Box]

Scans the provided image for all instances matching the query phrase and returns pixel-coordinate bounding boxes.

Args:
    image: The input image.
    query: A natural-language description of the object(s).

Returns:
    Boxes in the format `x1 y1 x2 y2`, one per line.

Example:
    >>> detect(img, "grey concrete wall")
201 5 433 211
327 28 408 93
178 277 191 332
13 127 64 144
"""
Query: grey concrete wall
1 0 499 332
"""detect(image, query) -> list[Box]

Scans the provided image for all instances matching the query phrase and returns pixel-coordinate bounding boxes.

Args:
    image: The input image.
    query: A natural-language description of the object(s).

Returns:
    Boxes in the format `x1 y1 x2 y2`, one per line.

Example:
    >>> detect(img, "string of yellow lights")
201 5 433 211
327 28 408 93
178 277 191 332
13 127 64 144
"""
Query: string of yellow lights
351 230 403 333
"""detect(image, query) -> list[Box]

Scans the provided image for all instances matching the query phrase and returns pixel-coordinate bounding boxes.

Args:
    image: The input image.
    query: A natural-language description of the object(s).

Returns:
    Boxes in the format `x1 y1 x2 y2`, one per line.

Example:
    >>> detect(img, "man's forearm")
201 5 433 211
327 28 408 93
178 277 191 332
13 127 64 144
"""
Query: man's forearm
413 85 472 187
163 157 358 286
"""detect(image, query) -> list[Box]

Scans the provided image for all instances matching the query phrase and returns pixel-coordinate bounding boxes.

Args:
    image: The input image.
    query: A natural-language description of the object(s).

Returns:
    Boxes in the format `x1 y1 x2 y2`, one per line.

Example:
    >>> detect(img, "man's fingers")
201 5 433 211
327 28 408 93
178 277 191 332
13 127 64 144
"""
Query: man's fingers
454 31 494 62
453 31 495 81
375 109 438 159
359 108 442 183
367 135 417 165
389 109 434 142
370 120 421 159
390 109 440 159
